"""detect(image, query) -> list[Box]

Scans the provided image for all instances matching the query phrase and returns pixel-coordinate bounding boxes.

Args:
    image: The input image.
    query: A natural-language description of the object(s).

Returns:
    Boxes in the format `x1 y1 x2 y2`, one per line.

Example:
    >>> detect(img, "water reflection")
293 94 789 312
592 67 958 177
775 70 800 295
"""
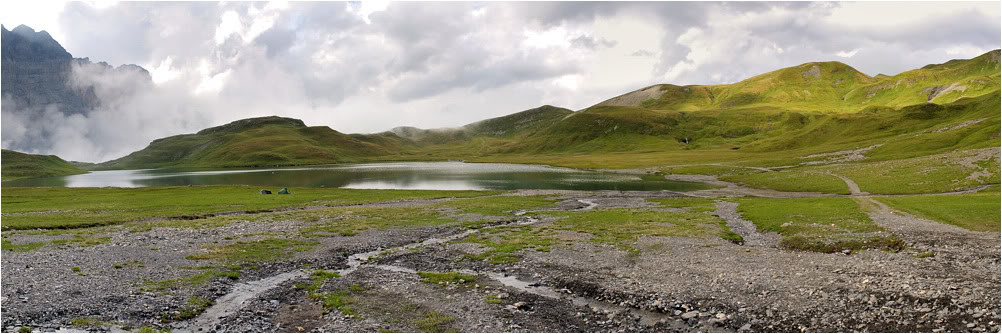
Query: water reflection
2 162 709 191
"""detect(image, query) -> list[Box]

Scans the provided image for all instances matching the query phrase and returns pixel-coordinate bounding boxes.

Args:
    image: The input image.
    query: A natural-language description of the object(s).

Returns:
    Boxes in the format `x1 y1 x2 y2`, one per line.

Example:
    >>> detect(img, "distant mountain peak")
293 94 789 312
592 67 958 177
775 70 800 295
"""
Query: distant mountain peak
1 24 71 61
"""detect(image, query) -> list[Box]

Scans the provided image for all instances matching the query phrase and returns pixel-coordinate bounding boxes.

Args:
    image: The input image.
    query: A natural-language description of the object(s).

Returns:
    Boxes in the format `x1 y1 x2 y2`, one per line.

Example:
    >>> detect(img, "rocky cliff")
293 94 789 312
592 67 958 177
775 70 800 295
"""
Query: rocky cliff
1 24 151 115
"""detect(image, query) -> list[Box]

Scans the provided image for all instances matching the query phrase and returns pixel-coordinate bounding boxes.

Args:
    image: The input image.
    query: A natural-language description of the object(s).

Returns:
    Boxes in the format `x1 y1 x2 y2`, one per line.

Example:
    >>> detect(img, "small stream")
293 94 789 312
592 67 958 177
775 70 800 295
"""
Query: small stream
185 217 536 332
185 212 680 332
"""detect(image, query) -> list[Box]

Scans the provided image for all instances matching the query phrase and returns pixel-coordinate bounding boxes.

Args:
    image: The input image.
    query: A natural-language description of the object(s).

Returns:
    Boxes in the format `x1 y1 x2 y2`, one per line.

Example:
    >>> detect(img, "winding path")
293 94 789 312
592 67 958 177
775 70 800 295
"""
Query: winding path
827 173 866 196
713 201 780 248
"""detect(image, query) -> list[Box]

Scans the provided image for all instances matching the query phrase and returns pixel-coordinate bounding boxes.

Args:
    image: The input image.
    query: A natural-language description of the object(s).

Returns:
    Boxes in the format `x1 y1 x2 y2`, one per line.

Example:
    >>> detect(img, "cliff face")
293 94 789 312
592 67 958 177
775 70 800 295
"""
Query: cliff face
1 24 151 115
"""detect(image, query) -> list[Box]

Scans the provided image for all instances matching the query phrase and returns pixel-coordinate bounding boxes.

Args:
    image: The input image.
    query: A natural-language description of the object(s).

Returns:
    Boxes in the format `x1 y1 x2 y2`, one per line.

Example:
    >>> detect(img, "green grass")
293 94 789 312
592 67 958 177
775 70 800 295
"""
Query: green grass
185 238 317 264
294 270 341 292
460 198 735 262
215 271 240 280
877 193 1001 232
544 204 730 251
298 206 457 237
113 260 145 269
417 272 476 286
173 296 213 321
98 116 416 169
142 271 217 292
70 317 101 327
720 169 850 194
437 195 556 217
415 312 457 332
459 225 557 264
1 149 87 181
661 164 756 176
50 234 111 247
737 197 903 253
1 186 495 230
1 238 46 252
826 149 1000 194
312 290 355 315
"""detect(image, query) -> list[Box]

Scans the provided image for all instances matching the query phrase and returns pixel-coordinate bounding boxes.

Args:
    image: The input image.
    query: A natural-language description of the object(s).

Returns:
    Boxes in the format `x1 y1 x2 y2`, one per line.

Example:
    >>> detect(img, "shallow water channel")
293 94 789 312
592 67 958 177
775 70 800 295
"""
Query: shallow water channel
184 215 684 332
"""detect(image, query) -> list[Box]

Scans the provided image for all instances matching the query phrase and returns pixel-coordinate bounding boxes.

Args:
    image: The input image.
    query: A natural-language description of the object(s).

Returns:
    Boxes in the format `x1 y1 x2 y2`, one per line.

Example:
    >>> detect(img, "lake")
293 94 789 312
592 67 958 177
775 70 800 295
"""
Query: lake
1 162 712 191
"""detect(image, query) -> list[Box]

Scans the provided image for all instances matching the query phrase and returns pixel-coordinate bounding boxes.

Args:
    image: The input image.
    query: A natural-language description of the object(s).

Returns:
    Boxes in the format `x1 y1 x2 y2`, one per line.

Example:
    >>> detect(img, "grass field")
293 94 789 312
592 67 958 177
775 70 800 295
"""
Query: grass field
720 169 850 194
2 149 88 181
877 193 1001 232
736 197 903 253
825 149 1000 194
0 186 497 230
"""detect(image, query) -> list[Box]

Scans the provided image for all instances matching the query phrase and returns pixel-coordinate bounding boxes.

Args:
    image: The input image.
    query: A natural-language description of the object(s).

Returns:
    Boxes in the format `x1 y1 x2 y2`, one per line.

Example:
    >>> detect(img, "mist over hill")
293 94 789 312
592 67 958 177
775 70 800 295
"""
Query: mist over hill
1 24 208 162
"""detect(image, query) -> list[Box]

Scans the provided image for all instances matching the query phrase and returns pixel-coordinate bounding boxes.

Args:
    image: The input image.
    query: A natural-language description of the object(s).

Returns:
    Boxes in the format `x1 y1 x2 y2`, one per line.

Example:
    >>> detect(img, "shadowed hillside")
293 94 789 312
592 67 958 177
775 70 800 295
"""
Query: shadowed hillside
1 149 87 181
98 116 414 169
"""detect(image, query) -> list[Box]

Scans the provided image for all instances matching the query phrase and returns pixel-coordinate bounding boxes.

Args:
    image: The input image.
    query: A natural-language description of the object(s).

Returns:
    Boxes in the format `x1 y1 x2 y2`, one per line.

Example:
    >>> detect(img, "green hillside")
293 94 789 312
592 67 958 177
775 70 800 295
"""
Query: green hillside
98 116 415 169
411 50 1000 160
391 105 573 144
1 149 88 181
593 50 1000 112
99 50 1000 170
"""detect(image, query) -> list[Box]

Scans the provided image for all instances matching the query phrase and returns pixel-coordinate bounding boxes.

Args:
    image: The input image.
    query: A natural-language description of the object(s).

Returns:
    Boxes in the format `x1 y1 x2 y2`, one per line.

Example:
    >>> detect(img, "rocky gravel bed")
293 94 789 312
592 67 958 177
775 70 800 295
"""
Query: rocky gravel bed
1 216 472 332
2 193 999 333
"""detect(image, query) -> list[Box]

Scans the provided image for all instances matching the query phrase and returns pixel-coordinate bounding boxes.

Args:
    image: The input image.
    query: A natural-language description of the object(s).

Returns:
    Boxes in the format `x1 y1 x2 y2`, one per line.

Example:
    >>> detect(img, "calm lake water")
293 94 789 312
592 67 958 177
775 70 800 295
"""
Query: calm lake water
2 162 711 191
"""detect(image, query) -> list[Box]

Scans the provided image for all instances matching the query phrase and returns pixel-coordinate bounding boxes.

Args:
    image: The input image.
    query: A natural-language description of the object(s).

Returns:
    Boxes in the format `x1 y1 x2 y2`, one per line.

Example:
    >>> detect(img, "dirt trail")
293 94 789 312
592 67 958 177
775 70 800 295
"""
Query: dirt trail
857 197 973 236
827 173 866 195
713 201 780 248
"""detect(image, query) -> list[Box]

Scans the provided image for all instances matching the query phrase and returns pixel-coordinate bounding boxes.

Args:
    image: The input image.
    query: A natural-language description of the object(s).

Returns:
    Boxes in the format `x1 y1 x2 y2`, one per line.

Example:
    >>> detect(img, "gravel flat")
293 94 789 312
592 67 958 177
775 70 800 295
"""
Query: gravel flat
2 192 998 333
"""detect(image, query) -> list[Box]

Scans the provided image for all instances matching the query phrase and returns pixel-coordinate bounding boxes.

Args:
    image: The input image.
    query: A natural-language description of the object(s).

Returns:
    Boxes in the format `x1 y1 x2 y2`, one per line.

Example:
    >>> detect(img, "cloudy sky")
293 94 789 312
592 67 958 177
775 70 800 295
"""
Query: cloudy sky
1 1 1000 162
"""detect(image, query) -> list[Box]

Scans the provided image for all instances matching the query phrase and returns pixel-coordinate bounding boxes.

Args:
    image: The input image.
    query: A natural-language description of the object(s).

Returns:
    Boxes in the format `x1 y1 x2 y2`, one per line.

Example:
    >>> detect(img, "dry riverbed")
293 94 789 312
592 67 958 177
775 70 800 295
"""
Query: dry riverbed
1 190 999 333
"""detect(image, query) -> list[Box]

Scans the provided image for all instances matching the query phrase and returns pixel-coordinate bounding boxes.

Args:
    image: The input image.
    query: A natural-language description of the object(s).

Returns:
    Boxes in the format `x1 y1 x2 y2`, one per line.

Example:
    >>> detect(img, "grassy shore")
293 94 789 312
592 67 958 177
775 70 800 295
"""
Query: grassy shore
878 193 1001 232
1 186 496 230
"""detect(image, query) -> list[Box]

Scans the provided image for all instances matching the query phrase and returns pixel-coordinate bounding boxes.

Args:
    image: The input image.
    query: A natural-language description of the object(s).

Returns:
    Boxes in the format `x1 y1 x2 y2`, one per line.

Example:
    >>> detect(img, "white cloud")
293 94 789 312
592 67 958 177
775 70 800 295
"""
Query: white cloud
149 56 180 84
836 48 860 58
347 0 390 24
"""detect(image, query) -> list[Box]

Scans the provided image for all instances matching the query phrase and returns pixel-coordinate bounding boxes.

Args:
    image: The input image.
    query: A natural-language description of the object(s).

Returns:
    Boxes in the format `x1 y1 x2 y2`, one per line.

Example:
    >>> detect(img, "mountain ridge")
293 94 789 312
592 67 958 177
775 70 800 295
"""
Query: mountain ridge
2 24 998 171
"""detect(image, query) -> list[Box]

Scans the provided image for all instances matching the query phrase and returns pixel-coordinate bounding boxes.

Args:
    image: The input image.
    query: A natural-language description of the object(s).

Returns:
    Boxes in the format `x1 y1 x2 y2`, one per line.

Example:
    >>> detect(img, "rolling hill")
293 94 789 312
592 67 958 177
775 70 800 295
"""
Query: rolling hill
1 149 88 181
97 116 414 169
66 50 1002 170
390 105 573 144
